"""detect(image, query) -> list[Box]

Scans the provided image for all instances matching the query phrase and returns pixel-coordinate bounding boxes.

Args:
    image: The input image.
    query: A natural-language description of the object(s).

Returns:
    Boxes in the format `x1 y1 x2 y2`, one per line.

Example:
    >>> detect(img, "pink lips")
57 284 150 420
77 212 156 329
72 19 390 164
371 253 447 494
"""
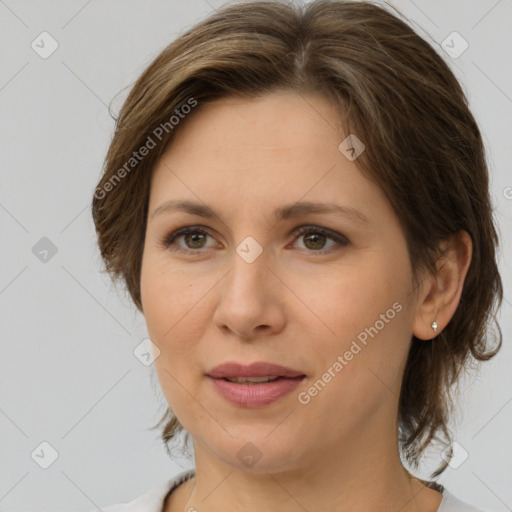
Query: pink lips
206 361 306 408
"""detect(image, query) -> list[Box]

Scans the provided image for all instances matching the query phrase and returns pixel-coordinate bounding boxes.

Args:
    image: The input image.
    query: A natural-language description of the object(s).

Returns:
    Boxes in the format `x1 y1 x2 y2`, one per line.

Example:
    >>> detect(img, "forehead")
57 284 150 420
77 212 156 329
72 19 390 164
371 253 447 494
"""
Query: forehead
160 91 344 159
151 92 349 186
147 91 392 227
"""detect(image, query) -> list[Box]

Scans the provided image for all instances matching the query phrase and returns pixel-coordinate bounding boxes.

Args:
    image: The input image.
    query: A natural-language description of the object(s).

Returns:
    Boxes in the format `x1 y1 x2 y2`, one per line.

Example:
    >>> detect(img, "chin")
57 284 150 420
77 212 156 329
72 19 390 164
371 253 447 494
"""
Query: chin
197 425 306 474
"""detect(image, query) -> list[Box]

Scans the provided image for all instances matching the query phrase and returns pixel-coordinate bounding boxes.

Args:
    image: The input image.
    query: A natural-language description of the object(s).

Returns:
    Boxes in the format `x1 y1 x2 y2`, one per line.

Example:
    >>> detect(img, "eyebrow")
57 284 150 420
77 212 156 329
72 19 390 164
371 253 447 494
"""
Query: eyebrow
151 199 369 224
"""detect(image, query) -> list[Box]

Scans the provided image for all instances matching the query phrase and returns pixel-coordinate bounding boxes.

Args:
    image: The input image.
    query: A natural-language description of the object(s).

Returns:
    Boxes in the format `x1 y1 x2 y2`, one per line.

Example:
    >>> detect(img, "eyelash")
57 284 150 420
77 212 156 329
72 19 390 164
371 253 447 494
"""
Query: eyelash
159 225 349 256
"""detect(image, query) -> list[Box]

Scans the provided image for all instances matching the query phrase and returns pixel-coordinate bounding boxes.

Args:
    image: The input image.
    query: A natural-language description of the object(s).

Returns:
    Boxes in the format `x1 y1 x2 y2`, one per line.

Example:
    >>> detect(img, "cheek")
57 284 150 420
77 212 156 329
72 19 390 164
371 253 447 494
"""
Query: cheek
306 256 407 333
140 255 207 376
299 251 412 378
140 252 191 339
141 264 203 413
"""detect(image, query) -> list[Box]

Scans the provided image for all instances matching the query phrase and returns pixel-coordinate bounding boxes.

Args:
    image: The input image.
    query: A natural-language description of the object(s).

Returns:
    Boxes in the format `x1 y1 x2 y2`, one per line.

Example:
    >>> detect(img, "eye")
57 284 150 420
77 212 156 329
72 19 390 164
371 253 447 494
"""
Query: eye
159 226 216 254
290 225 349 254
159 225 349 255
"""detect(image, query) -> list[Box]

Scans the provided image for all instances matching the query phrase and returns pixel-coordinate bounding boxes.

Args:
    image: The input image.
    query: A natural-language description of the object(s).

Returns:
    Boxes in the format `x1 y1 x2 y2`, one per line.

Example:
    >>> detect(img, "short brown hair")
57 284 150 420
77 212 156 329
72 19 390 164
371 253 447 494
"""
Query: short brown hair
91 0 503 478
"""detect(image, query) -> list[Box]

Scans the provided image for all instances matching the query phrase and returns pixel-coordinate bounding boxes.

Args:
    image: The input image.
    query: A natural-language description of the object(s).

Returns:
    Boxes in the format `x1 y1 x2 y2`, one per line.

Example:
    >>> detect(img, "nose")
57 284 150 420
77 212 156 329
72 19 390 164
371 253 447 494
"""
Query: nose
212 249 287 340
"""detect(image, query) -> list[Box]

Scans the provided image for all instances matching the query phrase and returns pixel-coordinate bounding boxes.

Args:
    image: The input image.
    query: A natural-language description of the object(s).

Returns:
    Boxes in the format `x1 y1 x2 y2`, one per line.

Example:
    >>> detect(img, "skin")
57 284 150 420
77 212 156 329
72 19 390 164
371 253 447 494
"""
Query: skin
140 90 472 512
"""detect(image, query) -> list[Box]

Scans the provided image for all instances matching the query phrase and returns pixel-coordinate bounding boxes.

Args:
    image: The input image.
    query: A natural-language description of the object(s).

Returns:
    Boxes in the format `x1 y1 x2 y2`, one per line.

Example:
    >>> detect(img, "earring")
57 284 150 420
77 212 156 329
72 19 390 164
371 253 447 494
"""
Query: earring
431 320 438 333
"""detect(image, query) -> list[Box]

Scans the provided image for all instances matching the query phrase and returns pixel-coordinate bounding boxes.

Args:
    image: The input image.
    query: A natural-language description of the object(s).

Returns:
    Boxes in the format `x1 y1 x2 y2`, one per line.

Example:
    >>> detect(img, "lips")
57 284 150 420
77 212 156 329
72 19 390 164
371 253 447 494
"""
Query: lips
206 361 306 407
206 361 305 380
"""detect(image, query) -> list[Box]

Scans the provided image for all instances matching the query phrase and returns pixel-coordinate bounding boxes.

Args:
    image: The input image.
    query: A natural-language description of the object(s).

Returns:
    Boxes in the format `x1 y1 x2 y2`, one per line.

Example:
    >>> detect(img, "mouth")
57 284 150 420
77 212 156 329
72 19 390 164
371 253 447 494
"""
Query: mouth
206 361 306 380
206 361 306 407
217 375 302 384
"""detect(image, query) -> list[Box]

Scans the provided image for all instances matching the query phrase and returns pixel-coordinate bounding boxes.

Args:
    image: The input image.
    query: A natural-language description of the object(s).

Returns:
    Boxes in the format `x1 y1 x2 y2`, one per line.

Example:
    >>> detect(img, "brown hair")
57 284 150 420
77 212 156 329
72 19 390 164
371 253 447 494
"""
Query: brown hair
91 0 503 478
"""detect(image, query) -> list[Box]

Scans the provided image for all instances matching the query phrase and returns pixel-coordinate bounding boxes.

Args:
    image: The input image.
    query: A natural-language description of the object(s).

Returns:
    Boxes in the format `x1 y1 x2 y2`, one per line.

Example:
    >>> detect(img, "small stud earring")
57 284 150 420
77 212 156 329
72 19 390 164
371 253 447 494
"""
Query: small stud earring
431 320 438 333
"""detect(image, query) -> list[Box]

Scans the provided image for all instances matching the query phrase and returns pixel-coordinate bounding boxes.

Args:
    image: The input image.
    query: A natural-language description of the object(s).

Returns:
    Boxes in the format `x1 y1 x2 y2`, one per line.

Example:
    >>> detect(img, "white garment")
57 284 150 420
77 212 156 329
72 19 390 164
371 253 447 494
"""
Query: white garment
98 469 487 512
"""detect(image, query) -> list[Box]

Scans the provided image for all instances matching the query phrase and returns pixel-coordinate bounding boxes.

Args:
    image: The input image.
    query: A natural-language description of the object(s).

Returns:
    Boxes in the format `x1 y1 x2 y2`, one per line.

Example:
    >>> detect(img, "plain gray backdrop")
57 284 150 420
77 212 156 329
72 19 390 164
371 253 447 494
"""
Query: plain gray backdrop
1 0 511 510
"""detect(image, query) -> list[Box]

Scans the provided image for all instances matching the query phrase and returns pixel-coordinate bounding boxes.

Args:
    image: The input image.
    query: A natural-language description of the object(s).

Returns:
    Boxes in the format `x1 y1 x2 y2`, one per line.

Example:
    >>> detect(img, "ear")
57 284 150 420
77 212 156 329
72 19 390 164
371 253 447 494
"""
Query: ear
412 230 472 340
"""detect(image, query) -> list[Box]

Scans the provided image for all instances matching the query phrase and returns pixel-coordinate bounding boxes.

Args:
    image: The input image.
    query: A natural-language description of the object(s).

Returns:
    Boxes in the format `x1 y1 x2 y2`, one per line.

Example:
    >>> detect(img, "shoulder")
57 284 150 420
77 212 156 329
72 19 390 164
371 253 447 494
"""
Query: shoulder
95 469 195 512
438 488 488 512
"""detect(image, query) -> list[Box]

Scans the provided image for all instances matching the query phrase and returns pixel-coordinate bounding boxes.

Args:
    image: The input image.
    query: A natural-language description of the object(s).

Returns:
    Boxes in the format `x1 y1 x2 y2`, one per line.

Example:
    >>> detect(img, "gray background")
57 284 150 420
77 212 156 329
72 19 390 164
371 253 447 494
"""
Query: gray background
1 0 511 510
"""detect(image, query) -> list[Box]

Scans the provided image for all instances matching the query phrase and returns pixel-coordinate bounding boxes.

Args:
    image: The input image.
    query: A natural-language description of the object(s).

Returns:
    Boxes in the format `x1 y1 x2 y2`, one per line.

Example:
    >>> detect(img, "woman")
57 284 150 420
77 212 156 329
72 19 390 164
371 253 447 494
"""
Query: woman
91 1 502 511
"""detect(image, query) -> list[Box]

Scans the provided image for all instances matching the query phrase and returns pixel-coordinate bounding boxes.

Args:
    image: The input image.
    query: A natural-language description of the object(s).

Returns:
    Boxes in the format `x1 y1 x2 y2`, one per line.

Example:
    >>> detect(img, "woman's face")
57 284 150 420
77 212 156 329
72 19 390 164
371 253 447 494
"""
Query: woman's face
140 90 423 473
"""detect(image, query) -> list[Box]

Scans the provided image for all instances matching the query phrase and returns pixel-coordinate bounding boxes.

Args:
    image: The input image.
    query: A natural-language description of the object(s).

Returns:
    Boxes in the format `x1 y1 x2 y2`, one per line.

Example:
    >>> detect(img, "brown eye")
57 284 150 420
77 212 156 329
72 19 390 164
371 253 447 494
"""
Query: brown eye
160 227 215 253
183 231 208 249
303 232 329 250
292 226 349 254
160 224 349 256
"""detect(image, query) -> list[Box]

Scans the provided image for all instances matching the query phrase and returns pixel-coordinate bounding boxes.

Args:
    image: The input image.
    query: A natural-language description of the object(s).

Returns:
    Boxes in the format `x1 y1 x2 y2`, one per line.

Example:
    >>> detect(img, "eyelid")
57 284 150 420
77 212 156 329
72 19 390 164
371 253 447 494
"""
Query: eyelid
290 225 349 252
159 225 218 253
159 224 349 255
